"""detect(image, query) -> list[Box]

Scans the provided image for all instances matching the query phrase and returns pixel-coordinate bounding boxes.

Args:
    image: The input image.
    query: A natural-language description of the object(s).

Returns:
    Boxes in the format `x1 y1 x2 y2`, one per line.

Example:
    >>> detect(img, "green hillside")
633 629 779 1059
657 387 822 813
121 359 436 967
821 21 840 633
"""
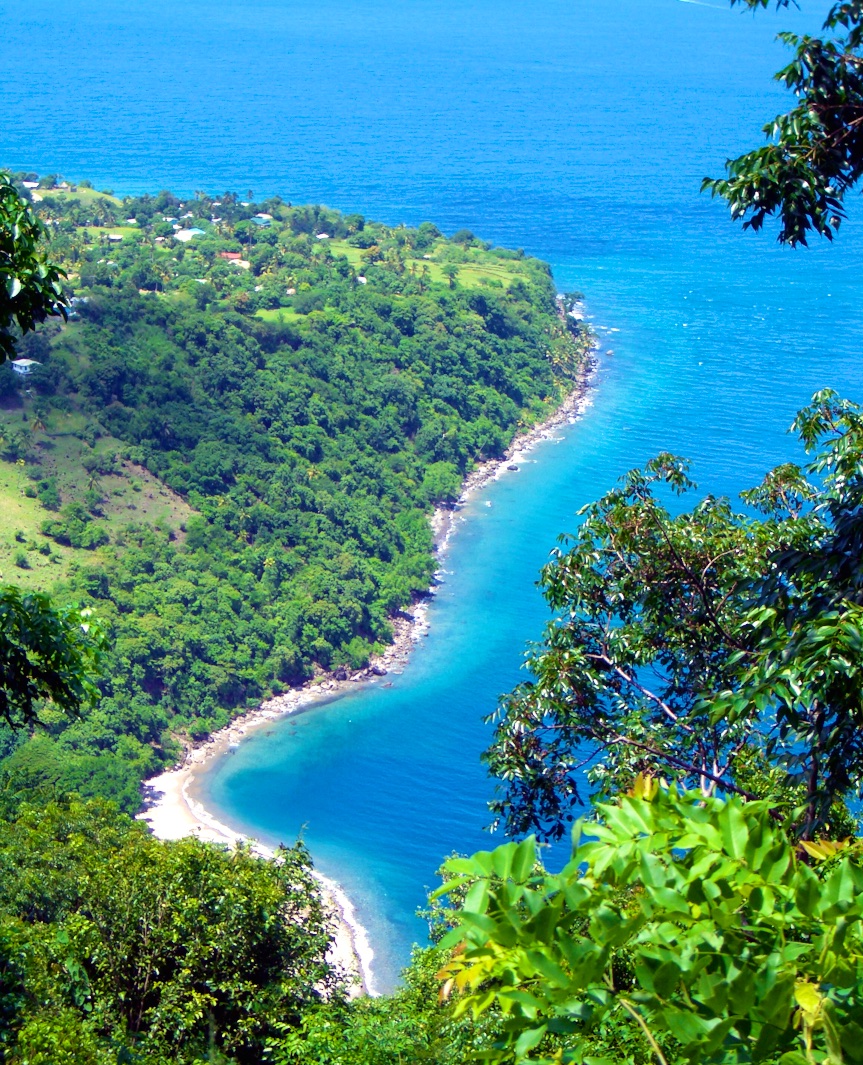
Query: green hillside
0 176 589 809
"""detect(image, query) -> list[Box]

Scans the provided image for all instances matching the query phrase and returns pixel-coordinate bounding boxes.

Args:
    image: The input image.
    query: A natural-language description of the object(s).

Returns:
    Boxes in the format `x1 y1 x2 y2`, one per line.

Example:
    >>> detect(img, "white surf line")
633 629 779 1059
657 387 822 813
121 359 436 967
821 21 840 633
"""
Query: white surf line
312 870 379 998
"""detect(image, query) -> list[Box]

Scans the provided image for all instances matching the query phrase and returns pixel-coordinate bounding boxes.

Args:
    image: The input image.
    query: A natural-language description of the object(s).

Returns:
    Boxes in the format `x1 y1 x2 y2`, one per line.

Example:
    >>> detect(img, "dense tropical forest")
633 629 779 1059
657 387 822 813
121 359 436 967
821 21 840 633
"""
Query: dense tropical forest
0 170 593 1062
0 173 587 811
5 0 863 1054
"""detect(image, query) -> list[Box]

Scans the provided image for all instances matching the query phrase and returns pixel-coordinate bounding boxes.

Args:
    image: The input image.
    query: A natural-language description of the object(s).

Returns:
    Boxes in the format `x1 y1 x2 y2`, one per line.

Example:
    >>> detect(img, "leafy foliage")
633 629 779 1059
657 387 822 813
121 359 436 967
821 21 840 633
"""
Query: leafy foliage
0 172 67 359
0 798 338 1063
704 1 863 245
268 946 491 1065
438 778 863 1065
712 391 863 837
0 585 103 730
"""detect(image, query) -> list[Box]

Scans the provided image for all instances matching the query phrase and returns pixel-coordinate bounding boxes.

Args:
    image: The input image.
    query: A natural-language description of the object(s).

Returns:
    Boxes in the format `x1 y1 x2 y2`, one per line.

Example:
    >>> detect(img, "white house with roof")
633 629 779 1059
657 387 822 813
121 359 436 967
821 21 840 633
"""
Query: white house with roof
174 228 206 243
10 359 41 376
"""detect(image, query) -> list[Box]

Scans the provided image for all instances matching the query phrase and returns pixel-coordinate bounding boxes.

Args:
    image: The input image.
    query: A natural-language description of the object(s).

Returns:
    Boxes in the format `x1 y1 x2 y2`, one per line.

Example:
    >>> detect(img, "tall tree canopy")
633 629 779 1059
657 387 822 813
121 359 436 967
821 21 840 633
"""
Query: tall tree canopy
0 586 103 731
0 178 98 734
0 172 67 360
705 1 863 245
486 390 863 841
0 799 337 1063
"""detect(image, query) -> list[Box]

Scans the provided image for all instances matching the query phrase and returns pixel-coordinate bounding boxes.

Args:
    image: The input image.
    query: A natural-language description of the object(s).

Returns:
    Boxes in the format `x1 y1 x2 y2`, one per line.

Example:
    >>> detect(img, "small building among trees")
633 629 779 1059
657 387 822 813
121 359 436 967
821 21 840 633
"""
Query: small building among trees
10 358 40 376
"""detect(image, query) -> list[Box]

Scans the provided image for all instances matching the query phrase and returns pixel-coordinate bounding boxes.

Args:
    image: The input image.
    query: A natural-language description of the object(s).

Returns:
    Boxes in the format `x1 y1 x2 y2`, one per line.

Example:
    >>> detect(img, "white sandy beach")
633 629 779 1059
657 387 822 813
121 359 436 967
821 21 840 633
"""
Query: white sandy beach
140 761 376 993
137 336 597 997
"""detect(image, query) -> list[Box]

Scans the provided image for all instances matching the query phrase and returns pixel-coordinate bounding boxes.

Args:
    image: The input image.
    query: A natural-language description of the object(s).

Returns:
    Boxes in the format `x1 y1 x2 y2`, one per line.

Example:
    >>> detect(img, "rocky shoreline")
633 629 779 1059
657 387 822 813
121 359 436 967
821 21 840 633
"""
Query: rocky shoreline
137 334 597 999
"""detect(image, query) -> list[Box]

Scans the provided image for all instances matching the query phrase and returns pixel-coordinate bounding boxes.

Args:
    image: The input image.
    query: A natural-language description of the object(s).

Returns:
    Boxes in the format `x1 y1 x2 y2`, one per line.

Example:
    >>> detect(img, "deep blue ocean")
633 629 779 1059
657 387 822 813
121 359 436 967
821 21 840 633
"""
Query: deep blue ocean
4 0 861 992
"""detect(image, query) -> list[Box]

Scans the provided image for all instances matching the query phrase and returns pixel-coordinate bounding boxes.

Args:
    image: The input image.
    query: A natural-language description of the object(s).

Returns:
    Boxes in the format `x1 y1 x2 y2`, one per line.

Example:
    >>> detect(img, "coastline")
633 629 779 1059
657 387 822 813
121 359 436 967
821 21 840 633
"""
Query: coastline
437 350 597 548
138 762 376 995
137 341 597 998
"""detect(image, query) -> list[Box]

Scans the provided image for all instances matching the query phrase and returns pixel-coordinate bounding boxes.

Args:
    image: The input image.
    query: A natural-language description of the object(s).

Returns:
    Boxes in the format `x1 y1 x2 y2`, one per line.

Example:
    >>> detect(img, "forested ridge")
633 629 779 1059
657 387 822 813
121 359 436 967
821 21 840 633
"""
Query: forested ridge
0 175 588 810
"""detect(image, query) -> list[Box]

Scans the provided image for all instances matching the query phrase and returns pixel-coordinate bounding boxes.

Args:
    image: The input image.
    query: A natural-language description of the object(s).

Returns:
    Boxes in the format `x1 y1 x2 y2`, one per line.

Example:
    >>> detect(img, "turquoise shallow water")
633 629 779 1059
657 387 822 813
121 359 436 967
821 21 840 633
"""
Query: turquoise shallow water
4 0 862 991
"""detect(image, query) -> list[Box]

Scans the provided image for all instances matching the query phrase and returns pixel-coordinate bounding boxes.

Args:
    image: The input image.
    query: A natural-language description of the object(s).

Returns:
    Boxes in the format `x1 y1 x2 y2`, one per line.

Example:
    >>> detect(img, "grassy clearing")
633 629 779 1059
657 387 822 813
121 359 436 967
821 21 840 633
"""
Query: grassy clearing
255 307 301 323
327 237 528 291
0 458 77 590
35 186 122 207
0 402 197 591
103 225 140 240
326 240 365 268
403 254 522 290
